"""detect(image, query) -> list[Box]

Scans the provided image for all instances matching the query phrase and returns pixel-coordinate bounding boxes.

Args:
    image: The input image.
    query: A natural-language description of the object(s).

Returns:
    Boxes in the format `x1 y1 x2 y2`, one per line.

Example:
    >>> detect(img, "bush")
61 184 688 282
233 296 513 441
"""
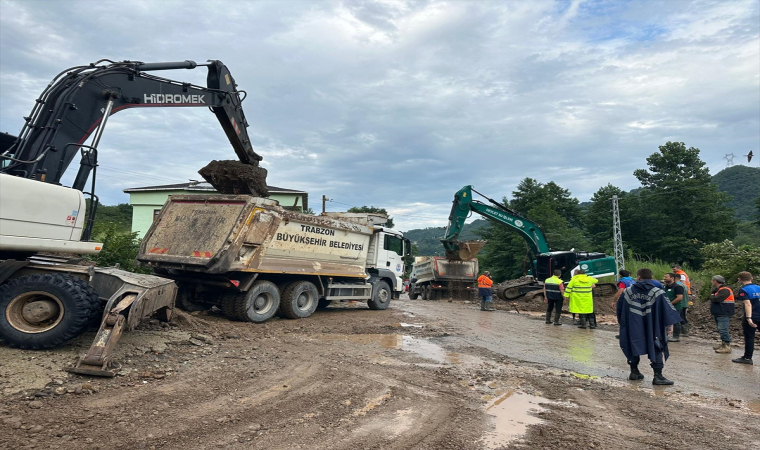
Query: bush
84 223 150 274
700 240 760 288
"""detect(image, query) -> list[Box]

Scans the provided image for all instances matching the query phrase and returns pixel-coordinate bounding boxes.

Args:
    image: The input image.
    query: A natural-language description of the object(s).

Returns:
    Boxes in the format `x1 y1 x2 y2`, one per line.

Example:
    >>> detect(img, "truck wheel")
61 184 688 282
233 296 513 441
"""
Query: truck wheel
175 282 210 312
0 274 100 349
220 293 240 320
280 281 319 319
234 281 280 323
368 281 391 310
410 291 419 300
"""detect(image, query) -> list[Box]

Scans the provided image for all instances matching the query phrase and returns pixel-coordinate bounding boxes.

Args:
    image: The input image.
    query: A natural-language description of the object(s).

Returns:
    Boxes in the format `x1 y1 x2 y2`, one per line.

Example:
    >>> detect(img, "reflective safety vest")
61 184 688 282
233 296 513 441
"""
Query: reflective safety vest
718 286 735 303
544 276 564 301
674 269 691 294
477 275 493 289
564 274 597 314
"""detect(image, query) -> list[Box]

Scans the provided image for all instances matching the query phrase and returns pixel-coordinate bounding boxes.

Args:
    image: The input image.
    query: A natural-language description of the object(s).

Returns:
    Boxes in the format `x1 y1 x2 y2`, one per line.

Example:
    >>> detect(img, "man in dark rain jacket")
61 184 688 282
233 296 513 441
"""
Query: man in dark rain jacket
617 268 682 385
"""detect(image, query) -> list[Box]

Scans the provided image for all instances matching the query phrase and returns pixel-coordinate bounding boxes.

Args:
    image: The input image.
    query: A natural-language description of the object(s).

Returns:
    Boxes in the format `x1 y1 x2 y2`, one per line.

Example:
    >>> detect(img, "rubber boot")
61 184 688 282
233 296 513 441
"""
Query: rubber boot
628 364 644 381
681 323 690 336
480 300 486 311
714 341 732 354
577 315 587 329
484 301 495 312
545 309 553 324
652 368 674 385
589 313 597 329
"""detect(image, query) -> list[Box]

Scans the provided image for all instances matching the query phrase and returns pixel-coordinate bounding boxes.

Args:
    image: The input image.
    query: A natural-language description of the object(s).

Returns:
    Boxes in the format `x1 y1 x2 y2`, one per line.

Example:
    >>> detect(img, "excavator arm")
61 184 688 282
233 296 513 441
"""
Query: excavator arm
0 59 262 191
442 185 551 260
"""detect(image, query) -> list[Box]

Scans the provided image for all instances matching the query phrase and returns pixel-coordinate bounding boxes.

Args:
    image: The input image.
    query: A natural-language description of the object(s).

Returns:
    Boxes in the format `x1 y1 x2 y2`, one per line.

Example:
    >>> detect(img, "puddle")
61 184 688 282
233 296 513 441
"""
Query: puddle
312 334 467 366
399 322 424 328
314 333 402 349
482 391 549 449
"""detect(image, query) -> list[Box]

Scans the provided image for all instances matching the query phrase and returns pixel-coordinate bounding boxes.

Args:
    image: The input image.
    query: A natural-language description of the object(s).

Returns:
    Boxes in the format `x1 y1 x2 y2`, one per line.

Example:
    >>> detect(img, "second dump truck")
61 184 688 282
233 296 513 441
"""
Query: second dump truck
137 195 410 322
408 256 478 300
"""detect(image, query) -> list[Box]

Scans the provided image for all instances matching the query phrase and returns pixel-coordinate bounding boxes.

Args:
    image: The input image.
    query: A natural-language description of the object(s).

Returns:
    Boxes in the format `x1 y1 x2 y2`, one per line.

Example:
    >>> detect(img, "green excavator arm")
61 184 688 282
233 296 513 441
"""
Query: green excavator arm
442 185 551 260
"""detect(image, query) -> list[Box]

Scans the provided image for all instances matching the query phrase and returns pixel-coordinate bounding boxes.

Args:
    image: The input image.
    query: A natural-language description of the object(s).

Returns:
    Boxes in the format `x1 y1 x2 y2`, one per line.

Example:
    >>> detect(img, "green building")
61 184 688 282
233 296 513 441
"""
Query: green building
124 182 309 238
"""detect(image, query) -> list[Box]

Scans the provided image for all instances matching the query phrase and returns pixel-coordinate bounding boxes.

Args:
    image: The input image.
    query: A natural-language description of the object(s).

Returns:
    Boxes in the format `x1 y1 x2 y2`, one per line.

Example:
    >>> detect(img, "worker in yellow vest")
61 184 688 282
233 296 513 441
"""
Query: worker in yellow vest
564 269 598 329
543 269 565 325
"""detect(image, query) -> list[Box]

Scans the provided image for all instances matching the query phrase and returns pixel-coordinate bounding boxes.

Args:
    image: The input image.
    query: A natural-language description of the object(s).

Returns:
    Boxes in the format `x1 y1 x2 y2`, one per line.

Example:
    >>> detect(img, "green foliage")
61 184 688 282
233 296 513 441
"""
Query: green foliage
626 142 737 265
700 240 760 287
711 165 760 220
84 223 150 274
756 195 760 225
734 221 760 247
584 184 625 253
403 219 488 257
476 178 589 282
84 200 133 235
347 206 394 228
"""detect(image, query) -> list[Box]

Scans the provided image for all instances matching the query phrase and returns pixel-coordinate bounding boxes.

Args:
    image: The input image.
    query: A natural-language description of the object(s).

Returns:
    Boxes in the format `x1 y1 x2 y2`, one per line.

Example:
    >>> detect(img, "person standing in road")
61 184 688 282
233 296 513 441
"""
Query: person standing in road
672 264 692 334
732 271 759 365
709 275 735 354
543 269 565 325
565 269 598 329
478 271 494 312
612 270 635 339
617 268 682 385
663 273 687 342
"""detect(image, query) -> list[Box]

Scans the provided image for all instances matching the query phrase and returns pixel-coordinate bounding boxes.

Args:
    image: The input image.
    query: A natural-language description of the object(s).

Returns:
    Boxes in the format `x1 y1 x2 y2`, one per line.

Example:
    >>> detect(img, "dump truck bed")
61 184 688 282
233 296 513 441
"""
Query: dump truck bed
138 195 374 278
413 256 478 284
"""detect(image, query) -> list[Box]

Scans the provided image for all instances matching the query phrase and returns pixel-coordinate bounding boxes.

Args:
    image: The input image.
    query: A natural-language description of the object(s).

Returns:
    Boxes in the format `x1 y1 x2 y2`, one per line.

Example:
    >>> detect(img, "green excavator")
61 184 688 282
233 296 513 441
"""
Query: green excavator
441 185 617 300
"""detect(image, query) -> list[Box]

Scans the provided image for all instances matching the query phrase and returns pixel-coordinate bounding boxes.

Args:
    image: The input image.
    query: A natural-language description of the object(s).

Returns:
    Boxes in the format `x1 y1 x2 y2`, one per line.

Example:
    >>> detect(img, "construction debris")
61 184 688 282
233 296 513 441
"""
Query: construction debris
199 159 269 196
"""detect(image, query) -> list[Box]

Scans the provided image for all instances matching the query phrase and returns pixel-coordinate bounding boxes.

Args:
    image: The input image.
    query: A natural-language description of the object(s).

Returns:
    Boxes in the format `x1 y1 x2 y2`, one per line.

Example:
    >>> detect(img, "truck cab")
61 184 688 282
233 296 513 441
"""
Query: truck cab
366 227 409 295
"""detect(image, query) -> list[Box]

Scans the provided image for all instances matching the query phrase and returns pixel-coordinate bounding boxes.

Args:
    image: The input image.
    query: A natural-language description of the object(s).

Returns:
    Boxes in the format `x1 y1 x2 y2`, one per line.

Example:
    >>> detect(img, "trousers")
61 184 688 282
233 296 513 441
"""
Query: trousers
546 298 562 323
628 350 664 370
741 318 757 359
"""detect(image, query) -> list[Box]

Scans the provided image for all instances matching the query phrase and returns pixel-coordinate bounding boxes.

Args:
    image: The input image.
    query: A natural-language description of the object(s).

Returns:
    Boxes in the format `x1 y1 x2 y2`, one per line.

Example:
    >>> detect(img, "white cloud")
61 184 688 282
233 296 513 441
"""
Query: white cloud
1 0 758 231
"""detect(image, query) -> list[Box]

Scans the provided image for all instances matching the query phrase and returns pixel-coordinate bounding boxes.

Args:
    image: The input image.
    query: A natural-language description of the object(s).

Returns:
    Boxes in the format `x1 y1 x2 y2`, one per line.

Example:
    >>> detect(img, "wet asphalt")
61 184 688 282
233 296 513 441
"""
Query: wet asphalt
399 299 760 403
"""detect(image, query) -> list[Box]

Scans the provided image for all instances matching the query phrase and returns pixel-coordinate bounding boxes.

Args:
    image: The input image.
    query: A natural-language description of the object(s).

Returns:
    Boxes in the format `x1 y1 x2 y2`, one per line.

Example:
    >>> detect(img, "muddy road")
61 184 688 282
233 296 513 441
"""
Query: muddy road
1 297 759 449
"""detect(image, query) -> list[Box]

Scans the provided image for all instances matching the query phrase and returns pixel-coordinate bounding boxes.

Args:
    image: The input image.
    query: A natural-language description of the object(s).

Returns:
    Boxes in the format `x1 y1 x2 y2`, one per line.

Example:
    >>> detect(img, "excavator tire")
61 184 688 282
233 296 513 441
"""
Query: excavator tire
0 273 100 349
280 281 319 319
234 281 280 322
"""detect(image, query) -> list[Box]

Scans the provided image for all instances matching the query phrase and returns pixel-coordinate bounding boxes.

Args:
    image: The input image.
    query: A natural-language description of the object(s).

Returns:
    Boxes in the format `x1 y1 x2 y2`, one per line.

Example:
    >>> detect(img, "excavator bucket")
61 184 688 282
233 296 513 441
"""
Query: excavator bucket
444 240 487 261
199 160 269 196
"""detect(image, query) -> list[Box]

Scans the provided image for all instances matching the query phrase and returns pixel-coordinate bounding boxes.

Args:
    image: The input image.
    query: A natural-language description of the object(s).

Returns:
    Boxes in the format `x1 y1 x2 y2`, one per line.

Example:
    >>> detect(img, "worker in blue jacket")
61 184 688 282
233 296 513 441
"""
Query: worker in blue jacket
617 268 682 385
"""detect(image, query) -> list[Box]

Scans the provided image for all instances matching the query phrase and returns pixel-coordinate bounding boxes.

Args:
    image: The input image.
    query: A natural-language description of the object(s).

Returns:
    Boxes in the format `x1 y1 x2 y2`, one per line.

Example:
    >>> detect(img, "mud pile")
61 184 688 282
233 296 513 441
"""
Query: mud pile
199 159 268 196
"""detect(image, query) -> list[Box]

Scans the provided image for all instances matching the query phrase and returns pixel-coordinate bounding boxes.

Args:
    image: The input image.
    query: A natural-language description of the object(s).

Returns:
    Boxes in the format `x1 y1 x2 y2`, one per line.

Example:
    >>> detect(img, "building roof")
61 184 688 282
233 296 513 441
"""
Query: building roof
124 181 306 194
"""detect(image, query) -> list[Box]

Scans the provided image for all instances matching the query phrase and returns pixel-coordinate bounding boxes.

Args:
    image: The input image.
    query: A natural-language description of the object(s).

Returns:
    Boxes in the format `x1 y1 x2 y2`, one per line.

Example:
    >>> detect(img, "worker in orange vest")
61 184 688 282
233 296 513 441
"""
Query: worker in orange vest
709 275 735 353
671 264 692 334
477 271 495 312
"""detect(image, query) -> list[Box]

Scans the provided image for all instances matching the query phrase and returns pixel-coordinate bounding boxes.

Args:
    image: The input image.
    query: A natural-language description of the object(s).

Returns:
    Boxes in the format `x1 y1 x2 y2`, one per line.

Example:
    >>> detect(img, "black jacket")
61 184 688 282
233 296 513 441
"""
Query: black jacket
709 284 735 317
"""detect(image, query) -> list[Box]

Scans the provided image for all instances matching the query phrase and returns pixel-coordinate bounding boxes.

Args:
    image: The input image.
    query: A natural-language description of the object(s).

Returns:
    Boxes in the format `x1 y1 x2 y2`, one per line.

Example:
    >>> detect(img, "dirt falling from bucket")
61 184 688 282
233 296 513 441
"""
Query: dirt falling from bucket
199 159 268 196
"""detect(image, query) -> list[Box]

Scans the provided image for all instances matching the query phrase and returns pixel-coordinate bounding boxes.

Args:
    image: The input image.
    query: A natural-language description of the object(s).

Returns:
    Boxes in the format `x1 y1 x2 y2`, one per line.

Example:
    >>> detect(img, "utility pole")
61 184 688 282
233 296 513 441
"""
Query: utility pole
612 195 625 276
322 195 330 214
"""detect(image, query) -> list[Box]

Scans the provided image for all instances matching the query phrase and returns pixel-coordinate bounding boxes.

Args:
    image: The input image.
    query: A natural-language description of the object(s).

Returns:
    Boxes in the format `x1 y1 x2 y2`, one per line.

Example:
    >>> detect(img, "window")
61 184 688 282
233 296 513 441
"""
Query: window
383 235 404 256
153 209 161 222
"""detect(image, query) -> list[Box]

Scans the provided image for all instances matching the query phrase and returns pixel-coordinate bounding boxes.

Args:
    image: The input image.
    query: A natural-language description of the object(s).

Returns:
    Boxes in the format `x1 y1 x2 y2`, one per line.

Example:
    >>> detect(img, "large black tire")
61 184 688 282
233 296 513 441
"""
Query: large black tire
234 281 280 323
410 291 420 300
0 273 100 349
280 281 319 319
175 282 210 312
368 281 391 310
220 292 241 320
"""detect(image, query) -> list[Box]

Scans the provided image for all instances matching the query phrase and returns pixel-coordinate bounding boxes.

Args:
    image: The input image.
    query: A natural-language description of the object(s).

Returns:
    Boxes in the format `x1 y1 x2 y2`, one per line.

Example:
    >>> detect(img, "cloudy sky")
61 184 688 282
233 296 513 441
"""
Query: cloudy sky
1 0 758 231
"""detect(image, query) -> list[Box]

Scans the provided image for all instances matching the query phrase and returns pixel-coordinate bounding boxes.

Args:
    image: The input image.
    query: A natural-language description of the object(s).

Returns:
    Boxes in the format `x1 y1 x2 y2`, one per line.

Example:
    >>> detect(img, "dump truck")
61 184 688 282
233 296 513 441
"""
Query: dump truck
137 195 411 322
1 58 264 376
408 256 478 300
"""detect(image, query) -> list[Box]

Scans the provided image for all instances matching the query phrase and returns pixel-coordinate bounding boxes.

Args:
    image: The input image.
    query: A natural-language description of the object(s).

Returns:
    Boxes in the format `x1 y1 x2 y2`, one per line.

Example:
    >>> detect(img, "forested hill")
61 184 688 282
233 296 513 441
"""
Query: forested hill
403 219 489 256
711 165 760 220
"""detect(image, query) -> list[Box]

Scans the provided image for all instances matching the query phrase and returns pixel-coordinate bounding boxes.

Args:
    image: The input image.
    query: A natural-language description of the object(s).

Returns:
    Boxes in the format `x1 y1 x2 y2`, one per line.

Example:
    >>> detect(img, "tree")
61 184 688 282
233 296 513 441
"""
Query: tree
347 206 394 228
584 184 626 252
476 178 588 282
701 240 760 288
628 142 737 265
756 195 760 226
